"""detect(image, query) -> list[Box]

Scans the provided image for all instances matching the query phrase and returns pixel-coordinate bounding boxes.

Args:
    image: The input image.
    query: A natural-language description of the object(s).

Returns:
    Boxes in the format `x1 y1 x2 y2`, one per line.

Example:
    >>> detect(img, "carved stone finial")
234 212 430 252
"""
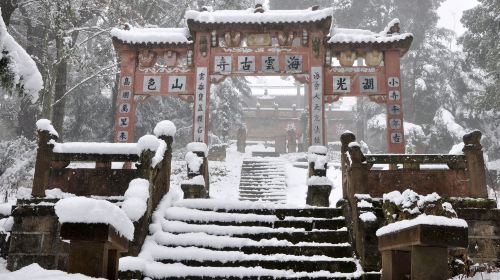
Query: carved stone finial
348 145 366 164
463 130 482 149
388 23 400 34
340 131 356 153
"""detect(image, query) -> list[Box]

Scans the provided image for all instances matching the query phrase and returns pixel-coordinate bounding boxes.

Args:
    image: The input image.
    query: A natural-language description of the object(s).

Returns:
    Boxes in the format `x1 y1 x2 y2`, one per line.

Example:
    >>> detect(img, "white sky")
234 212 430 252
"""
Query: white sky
437 0 479 35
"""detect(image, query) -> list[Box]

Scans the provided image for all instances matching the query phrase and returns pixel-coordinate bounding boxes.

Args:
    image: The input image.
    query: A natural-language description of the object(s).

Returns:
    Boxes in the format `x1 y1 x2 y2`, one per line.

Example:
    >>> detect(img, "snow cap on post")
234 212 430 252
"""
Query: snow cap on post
35 119 59 138
122 178 150 221
54 197 134 240
308 145 327 155
187 142 208 157
137 135 160 153
153 120 177 138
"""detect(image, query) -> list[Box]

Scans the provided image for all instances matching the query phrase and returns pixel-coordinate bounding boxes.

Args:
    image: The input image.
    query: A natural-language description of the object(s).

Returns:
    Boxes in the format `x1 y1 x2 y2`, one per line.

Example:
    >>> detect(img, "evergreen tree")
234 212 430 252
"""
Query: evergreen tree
459 0 500 111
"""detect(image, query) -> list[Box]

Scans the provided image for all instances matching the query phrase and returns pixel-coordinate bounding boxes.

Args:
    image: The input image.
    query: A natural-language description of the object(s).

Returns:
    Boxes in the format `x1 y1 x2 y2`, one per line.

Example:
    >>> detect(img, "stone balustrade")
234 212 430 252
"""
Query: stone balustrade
340 130 488 201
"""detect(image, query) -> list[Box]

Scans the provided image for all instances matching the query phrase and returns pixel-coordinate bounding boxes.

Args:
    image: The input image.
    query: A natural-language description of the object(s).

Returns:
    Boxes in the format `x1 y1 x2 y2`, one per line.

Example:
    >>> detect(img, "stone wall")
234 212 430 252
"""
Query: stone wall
7 199 68 271
452 199 500 267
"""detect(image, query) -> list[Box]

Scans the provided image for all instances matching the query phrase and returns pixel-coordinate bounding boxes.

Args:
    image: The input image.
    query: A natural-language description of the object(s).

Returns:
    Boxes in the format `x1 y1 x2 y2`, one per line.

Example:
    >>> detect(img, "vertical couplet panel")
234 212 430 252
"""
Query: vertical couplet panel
384 50 405 153
310 66 324 145
193 67 209 143
114 50 137 143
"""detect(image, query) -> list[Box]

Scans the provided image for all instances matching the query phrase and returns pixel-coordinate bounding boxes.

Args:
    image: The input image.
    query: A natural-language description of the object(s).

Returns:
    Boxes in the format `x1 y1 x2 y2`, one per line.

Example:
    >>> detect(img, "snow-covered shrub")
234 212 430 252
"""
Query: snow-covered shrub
0 136 37 201
382 189 457 224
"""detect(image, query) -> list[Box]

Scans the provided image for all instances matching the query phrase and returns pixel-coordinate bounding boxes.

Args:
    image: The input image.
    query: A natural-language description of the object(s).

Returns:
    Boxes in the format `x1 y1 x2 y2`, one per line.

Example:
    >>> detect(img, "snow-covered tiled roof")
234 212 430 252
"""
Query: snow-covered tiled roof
185 7 333 25
328 19 413 44
111 27 192 45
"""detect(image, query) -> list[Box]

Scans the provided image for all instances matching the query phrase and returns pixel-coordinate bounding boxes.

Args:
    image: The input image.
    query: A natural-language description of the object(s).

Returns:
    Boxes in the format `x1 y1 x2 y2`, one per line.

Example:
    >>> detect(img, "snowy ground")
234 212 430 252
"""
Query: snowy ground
194 142 344 207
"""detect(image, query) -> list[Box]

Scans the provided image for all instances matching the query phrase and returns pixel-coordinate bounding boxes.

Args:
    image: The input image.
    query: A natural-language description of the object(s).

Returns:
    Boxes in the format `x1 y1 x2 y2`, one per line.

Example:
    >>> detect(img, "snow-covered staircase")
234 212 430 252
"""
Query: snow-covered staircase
119 199 363 279
238 158 287 203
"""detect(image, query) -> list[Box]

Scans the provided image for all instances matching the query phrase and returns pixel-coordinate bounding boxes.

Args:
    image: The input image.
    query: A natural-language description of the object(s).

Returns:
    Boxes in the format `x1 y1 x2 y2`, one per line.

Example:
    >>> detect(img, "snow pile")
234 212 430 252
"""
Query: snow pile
307 146 328 170
0 202 13 216
449 142 465 155
376 214 467 236
54 197 134 240
187 142 208 156
185 151 203 173
137 135 161 152
380 190 465 235
122 179 150 221
182 175 205 186
357 200 373 208
0 263 103 280
0 12 43 101
51 141 139 155
359 212 377 223
307 176 333 186
45 188 76 199
154 120 177 138
0 217 13 233
308 145 327 155
329 19 412 44
185 7 333 24
111 27 191 45
35 119 59 138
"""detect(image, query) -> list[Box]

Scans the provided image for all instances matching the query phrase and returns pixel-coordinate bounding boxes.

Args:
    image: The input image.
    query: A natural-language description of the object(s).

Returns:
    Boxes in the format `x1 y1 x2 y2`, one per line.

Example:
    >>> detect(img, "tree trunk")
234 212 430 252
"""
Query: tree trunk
52 37 68 139
0 0 18 26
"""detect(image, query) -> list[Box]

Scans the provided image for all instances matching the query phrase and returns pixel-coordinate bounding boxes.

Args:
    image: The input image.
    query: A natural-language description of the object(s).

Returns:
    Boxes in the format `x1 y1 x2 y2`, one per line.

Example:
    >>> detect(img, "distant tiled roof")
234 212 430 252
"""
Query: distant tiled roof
111 27 192 45
185 7 333 25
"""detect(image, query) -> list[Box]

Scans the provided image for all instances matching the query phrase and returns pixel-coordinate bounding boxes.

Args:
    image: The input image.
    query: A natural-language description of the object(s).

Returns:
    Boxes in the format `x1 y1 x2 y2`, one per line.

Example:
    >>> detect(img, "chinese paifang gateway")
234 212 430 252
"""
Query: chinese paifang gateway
110 4 412 153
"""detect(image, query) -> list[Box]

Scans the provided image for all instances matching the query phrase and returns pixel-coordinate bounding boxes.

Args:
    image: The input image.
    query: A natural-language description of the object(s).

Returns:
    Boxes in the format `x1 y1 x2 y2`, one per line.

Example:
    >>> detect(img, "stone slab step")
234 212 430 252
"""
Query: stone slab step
158 259 357 273
163 219 346 231
229 231 349 244
193 208 344 219
251 151 280 157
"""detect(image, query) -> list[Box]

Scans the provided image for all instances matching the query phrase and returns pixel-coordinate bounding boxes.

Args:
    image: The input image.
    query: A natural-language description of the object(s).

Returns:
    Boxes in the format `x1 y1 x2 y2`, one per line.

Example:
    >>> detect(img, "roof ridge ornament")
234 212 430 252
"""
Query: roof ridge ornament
384 19 401 35
254 3 265 13
311 5 320 11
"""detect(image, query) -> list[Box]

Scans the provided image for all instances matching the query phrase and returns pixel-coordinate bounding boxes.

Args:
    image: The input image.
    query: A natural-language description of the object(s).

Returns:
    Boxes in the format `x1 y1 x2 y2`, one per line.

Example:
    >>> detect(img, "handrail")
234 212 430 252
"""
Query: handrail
365 154 466 165
52 152 140 163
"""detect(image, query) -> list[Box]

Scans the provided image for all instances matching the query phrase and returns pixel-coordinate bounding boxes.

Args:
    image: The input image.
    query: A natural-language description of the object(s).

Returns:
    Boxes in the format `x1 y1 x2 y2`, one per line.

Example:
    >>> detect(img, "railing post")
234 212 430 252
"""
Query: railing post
153 120 176 208
32 119 59 198
462 130 488 198
182 142 209 198
340 131 356 199
306 146 332 207
347 142 368 200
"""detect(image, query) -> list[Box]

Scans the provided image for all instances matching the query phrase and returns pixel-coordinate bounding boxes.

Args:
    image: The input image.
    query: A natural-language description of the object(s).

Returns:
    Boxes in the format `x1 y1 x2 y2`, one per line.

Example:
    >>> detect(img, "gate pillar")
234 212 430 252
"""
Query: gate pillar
114 50 137 143
384 50 405 153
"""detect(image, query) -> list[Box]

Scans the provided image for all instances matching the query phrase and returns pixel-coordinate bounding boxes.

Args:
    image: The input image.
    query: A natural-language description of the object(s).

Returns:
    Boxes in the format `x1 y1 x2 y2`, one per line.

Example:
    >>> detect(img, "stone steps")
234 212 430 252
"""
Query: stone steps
119 200 361 280
239 157 287 203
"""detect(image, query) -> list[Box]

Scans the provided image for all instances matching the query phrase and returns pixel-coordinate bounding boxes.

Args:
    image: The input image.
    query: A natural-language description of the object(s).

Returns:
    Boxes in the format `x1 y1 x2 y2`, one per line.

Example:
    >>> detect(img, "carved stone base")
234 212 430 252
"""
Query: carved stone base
181 184 207 199
306 185 332 207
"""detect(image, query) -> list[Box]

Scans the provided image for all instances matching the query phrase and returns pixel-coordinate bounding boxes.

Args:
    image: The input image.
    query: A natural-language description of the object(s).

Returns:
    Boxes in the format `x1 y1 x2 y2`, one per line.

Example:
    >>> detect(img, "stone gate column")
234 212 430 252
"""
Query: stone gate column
193 67 210 143
384 50 405 153
193 32 211 143
308 32 326 146
114 50 137 143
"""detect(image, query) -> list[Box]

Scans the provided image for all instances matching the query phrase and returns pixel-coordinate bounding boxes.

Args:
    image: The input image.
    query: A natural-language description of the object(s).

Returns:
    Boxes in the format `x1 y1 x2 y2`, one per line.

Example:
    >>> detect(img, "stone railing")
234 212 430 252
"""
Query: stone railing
32 120 173 209
339 130 490 274
341 130 488 200
7 119 174 273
